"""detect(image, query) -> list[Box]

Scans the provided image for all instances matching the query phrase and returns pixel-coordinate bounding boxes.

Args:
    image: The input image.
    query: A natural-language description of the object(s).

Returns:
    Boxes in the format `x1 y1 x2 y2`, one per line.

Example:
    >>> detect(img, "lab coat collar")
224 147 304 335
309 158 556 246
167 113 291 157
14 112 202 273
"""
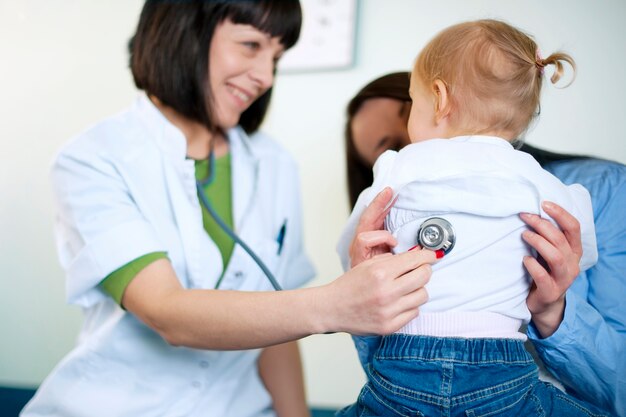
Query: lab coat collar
135 92 260 232
134 94 188 163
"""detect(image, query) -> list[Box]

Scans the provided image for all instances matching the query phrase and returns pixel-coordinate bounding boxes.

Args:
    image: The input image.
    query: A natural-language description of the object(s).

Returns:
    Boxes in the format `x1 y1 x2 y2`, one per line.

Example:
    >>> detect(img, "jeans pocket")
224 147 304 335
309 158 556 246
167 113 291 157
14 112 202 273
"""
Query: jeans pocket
465 383 535 417
536 382 611 417
357 385 424 417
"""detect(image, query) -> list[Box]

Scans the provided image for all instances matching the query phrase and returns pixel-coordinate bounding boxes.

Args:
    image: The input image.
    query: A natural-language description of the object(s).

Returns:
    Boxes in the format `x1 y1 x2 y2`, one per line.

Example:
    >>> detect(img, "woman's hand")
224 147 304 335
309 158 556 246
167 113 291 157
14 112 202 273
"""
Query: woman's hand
326 249 435 336
349 187 398 267
520 201 583 338
328 187 435 335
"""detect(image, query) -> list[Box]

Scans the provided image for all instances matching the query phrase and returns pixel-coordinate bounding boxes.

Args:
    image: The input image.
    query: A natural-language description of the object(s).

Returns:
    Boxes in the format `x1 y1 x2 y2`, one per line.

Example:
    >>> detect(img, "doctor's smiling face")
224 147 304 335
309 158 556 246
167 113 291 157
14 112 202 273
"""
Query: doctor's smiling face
209 20 285 129
128 1 301 135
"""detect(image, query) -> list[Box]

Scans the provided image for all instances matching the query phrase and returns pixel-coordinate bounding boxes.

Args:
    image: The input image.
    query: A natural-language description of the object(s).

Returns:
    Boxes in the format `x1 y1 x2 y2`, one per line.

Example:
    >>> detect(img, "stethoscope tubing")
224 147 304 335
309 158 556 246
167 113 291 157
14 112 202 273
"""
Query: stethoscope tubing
195 149 283 292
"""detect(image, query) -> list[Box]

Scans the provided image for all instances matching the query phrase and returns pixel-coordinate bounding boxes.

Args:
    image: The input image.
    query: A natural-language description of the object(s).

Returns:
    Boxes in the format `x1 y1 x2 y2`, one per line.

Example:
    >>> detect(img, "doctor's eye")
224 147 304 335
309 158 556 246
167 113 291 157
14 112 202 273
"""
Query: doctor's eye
242 41 261 51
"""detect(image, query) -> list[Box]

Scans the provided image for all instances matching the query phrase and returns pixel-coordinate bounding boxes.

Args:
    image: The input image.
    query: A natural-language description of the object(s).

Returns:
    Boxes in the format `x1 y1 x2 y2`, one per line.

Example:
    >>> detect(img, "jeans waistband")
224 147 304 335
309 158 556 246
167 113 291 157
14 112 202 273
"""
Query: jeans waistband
377 334 533 365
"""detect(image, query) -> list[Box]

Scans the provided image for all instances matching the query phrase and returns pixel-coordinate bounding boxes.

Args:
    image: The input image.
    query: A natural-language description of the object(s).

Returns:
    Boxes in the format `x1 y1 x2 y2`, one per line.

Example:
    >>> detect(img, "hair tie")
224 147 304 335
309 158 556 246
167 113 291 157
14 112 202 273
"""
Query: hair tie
535 50 545 74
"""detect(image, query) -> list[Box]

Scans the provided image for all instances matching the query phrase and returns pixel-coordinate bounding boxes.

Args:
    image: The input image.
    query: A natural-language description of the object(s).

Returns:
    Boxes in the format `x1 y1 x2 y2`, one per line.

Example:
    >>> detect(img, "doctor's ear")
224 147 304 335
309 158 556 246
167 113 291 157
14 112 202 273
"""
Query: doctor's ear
433 79 451 121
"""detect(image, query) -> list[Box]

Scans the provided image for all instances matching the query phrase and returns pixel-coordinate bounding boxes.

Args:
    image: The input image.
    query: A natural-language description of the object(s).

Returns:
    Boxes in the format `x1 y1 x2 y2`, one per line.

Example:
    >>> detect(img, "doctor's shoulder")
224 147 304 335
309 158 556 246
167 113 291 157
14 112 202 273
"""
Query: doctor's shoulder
51 107 159 173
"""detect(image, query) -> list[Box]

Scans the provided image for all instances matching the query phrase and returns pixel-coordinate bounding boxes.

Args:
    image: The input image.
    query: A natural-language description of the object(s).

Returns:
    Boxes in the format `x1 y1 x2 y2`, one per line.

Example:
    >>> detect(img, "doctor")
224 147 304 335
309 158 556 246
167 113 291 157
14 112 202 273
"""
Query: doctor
21 2 435 417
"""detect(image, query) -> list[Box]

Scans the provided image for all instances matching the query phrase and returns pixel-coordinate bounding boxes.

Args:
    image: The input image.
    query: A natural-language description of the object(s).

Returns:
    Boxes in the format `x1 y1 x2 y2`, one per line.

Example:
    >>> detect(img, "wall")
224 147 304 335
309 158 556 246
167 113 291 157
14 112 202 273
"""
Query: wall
1 0 624 408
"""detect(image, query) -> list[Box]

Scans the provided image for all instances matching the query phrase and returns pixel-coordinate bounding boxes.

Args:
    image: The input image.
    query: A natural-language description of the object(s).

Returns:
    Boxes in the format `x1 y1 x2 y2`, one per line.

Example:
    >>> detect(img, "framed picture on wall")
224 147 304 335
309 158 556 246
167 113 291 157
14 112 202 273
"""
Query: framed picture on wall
278 0 358 73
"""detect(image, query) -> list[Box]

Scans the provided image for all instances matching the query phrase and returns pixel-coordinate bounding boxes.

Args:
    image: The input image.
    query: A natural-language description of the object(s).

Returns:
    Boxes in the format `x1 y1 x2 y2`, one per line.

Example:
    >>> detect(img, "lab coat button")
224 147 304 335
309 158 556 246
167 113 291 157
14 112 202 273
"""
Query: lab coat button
199 361 210 368
192 381 202 388
234 271 245 279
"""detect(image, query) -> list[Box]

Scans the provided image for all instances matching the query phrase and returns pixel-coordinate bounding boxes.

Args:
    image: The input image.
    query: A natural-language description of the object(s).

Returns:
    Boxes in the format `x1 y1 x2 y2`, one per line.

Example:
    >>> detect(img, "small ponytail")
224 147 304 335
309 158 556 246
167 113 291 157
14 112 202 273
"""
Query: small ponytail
537 51 576 87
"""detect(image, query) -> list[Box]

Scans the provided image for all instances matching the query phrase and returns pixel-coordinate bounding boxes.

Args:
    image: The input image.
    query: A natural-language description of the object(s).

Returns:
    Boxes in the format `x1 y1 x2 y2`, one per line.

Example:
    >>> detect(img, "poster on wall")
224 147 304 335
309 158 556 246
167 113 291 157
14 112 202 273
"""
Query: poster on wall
278 0 358 73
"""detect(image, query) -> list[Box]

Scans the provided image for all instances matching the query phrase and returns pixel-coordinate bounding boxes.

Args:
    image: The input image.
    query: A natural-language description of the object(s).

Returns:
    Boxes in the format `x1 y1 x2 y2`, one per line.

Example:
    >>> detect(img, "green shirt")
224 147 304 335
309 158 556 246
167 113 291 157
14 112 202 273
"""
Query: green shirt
99 154 234 305
195 154 235 269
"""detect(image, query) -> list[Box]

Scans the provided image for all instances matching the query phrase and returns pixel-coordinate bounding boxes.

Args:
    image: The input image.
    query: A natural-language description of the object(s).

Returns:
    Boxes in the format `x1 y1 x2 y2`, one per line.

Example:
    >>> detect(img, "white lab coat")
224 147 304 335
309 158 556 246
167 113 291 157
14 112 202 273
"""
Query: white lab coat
22 95 315 417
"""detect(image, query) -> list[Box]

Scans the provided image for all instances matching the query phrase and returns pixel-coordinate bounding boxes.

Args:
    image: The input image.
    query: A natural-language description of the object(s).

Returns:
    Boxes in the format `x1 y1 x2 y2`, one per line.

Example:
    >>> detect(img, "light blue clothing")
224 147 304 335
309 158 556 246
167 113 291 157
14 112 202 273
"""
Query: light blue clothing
339 335 611 417
528 158 626 417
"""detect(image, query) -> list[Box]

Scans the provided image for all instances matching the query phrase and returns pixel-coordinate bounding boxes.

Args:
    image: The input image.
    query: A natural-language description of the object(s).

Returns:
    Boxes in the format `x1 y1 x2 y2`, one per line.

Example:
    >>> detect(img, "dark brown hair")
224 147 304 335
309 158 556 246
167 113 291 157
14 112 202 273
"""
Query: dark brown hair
129 0 301 134
345 72 411 207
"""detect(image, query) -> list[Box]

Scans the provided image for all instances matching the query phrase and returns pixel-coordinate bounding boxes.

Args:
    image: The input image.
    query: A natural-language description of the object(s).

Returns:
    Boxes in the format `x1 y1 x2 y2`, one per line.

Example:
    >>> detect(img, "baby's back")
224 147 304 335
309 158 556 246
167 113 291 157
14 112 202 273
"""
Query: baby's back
365 136 596 339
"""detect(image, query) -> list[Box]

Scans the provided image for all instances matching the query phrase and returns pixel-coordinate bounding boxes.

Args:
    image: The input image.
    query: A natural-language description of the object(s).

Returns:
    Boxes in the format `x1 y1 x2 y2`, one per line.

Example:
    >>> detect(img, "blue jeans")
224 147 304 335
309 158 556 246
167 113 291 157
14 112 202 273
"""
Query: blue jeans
338 334 612 417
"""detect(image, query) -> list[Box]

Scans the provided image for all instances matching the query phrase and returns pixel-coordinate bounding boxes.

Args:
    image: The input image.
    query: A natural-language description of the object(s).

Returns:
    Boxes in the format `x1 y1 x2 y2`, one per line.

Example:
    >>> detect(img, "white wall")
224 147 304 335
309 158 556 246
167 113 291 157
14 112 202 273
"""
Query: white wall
1 0 625 409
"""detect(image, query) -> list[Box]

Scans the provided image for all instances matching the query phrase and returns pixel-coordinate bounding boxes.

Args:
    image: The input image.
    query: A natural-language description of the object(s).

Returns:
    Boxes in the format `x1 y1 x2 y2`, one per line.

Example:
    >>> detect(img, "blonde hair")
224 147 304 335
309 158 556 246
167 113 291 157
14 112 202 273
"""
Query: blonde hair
413 19 576 139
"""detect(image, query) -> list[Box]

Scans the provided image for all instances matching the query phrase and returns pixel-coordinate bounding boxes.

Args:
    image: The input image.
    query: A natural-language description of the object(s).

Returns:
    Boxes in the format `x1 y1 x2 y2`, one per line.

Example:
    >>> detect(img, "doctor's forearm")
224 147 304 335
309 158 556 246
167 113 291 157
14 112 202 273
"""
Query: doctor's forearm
123 267 328 348
152 287 332 349
123 251 434 349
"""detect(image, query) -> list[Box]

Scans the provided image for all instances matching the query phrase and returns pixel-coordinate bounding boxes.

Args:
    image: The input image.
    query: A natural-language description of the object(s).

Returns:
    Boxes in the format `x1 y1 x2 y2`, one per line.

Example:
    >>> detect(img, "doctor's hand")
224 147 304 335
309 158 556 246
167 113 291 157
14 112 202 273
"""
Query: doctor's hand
324 249 435 336
349 187 398 267
331 187 436 335
520 201 583 338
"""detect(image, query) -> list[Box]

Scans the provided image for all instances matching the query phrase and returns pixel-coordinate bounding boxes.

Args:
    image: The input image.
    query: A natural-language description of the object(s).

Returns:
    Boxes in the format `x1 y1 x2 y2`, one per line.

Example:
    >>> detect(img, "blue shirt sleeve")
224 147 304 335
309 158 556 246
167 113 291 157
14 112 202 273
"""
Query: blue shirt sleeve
528 158 626 417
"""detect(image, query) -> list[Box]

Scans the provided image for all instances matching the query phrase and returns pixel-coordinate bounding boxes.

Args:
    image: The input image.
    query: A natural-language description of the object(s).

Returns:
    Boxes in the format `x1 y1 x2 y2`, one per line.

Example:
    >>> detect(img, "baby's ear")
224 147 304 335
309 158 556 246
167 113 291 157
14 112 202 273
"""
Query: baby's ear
433 79 451 121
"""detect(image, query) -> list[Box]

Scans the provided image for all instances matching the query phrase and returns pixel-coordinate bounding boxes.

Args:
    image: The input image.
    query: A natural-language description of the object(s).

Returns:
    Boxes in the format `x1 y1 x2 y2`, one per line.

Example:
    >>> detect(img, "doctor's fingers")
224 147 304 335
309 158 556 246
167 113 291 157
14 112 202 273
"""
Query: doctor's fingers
392 262 432 296
355 187 396 234
371 247 438 281
390 288 428 333
378 287 429 335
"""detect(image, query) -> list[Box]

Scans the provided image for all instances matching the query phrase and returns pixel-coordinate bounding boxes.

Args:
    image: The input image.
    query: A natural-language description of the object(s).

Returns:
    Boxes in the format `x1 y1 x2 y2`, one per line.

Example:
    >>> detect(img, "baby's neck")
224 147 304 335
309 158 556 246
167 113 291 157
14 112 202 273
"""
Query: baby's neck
417 129 515 143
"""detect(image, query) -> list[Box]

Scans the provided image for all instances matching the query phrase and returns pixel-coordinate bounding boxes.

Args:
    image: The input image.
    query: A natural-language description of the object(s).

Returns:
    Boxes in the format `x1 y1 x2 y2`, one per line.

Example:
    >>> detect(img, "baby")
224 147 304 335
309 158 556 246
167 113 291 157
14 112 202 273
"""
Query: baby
338 19 606 417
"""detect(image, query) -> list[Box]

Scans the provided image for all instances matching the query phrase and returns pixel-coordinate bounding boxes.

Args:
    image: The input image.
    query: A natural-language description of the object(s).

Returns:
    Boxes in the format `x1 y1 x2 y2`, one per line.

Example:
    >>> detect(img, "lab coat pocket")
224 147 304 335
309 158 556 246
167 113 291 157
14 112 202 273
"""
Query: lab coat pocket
250 238 282 291
220 239 282 291
259 238 281 271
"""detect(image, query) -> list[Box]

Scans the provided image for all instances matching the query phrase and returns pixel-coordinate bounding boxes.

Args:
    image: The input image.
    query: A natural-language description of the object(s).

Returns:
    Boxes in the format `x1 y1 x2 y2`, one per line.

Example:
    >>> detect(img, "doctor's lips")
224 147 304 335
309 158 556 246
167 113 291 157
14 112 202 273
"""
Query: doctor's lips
407 244 445 258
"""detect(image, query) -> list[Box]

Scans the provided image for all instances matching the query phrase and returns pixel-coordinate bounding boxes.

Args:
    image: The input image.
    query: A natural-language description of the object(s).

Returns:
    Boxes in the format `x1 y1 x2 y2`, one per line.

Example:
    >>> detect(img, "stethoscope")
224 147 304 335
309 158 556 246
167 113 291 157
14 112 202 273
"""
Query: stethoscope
197 143 456 290
416 217 456 255
195 147 283 291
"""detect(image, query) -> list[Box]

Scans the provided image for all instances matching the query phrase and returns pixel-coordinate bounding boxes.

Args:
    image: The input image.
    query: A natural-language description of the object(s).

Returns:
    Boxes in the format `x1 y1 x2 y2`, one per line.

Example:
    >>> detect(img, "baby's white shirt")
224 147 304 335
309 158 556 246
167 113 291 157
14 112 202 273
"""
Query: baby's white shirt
337 136 597 339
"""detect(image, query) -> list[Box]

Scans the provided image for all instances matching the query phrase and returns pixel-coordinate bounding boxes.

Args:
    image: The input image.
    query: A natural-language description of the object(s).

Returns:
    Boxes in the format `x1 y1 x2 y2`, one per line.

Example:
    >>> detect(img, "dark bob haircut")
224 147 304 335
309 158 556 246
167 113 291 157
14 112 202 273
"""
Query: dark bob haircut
129 0 302 134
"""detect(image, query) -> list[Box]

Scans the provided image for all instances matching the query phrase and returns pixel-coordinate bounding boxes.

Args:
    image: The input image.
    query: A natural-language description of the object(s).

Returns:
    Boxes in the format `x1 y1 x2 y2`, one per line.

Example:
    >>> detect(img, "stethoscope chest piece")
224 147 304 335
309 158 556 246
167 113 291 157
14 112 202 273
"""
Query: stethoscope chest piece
417 217 455 255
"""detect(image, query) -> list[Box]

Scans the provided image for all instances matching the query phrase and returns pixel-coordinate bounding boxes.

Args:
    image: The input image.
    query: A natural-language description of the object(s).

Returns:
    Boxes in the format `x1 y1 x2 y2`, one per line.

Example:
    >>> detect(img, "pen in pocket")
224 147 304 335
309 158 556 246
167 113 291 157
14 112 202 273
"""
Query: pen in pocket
276 220 287 255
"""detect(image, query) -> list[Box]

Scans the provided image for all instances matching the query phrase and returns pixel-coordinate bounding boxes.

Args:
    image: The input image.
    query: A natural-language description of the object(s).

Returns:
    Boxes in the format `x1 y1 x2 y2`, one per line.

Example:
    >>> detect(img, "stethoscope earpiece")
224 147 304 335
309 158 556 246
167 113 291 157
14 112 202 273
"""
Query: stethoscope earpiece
416 217 455 255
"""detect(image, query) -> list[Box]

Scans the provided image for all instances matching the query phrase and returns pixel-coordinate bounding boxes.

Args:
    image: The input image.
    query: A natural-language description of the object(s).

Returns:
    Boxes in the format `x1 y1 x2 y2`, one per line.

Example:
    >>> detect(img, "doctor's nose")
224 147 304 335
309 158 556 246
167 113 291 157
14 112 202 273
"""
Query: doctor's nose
250 56 275 92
